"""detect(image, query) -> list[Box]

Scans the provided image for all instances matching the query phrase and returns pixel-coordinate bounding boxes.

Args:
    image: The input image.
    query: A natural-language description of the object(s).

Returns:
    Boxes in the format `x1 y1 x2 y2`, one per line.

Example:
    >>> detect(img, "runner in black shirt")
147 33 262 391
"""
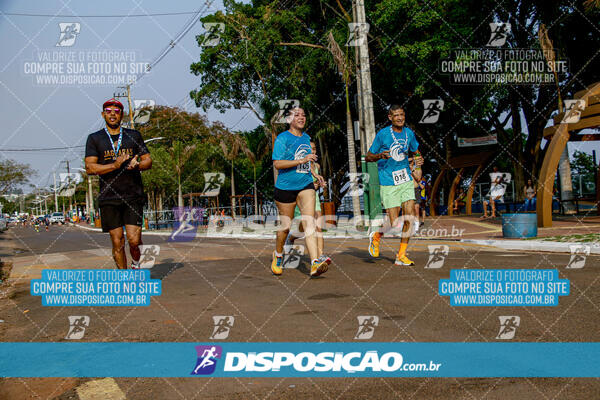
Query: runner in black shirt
85 98 152 269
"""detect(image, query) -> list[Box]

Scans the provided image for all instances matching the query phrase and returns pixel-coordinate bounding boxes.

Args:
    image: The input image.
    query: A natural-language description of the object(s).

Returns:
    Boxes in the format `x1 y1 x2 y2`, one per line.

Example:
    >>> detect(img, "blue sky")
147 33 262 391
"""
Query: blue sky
0 0 260 192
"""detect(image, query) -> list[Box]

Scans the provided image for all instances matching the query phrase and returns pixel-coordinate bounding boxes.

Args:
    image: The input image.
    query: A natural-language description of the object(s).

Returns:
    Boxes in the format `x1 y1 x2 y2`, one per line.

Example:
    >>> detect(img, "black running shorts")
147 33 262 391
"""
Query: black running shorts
99 200 144 232
414 188 422 204
273 182 315 204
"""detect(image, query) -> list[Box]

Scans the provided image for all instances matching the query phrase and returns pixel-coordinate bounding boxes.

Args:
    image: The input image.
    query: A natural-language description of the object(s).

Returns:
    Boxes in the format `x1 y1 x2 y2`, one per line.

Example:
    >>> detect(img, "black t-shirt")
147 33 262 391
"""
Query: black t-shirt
85 127 150 205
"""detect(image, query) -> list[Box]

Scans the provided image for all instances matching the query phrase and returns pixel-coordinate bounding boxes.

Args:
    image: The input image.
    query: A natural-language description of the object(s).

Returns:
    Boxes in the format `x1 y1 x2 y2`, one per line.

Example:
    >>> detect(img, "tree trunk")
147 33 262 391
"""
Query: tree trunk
345 83 362 223
253 165 258 216
510 93 525 201
558 146 575 213
177 172 183 208
231 160 236 218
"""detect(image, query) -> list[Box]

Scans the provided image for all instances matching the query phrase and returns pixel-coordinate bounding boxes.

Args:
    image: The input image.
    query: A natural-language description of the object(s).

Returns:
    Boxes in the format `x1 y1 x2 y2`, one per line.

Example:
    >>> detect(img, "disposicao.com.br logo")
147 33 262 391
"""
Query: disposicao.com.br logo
191 346 441 376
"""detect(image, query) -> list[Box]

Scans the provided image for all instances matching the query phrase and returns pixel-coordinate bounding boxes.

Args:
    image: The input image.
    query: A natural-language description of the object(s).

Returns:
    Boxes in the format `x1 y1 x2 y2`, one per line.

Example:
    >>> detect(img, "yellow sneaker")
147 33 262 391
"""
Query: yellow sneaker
310 256 330 277
394 255 414 266
271 252 283 275
368 231 380 258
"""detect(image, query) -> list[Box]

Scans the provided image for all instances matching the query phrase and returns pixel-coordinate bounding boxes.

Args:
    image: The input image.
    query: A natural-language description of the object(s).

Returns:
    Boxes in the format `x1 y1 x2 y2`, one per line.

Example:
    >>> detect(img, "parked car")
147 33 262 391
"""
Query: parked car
49 212 66 224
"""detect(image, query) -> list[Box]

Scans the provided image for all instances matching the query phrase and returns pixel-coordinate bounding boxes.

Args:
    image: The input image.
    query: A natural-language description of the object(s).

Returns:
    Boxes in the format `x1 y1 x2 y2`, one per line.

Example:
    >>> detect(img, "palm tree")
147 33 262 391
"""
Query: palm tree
220 133 245 218
168 141 197 208
242 128 270 215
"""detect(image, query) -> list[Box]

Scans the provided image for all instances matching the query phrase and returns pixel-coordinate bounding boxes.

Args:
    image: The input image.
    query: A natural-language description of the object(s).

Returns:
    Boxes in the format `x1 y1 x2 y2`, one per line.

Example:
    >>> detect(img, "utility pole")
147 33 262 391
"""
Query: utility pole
353 0 380 221
115 85 135 130
88 175 94 219
66 160 72 212
53 172 58 212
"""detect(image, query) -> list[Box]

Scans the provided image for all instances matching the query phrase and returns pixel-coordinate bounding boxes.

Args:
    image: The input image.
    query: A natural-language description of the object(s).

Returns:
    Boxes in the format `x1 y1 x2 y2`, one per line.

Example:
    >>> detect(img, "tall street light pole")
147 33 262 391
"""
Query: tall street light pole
353 0 380 222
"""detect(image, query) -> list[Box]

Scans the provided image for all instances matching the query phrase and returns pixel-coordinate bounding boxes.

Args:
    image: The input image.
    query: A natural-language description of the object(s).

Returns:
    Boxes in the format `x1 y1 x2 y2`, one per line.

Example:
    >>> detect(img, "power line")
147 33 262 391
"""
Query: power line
1 145 85 152
1 11 200 18
132 1 214 84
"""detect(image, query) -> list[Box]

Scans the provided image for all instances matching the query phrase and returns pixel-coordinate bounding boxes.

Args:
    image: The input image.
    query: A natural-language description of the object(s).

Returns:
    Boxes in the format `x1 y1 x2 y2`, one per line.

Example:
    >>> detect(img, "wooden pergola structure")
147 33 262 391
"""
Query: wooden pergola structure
430 151 495 217
538 82 600 227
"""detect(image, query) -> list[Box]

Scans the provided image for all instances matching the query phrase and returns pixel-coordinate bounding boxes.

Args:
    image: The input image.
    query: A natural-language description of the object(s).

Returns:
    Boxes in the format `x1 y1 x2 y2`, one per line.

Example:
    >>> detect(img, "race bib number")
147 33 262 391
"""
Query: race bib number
296 161 310 174
392 168 410 185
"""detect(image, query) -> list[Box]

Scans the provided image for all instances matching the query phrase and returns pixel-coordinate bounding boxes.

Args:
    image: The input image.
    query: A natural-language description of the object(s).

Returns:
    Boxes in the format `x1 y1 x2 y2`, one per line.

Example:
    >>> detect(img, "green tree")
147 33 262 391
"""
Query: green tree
168 141 198 208
0 159 34 195
220 133 246 217
188 0 600 208
242 127 270 215
571 151 596 177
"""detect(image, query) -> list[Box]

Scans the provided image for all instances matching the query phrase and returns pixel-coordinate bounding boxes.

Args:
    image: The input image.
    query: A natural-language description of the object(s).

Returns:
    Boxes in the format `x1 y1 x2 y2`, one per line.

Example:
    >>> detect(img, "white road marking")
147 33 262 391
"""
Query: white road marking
76 378 126 400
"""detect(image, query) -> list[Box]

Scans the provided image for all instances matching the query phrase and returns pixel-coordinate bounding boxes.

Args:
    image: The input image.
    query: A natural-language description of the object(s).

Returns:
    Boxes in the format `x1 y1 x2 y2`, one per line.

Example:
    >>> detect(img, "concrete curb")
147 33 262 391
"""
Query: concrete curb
69 224 464 240
461 239 600 254
70 223 597 253
69 223 276 238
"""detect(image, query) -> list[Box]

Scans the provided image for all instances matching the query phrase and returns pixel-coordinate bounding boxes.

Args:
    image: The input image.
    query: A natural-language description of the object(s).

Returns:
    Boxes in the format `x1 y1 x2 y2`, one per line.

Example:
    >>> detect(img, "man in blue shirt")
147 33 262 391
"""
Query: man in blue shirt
365 105 423 266
271 107 331 277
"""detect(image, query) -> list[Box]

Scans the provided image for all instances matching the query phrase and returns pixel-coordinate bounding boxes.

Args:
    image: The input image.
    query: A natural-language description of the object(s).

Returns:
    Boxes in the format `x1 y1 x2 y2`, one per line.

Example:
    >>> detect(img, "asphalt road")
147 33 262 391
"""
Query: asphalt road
1 225 599 399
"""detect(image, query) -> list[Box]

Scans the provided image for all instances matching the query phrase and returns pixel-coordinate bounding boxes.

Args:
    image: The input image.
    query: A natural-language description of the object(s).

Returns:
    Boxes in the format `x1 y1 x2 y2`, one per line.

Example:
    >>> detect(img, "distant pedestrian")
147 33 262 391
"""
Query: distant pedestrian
523 179 536 211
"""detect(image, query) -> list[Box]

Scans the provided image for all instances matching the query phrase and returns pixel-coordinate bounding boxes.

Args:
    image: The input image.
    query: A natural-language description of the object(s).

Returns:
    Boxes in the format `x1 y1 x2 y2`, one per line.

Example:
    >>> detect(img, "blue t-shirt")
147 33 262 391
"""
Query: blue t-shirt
272 130 314 190
368 125 419 186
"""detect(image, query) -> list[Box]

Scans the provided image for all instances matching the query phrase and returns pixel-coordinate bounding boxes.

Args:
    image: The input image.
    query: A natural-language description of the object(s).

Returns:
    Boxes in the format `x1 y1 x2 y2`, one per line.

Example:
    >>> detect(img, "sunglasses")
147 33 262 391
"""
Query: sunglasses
104 108 122 114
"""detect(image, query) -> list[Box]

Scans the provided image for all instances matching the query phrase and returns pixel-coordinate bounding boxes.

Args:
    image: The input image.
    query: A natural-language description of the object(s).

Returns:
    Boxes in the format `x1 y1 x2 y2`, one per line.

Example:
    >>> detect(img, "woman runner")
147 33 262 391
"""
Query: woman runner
271 108 331 277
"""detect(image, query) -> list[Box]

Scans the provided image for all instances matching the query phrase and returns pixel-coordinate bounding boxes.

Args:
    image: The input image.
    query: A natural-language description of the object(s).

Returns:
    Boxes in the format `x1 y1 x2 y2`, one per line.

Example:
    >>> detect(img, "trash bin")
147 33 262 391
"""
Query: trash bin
501 213 537 238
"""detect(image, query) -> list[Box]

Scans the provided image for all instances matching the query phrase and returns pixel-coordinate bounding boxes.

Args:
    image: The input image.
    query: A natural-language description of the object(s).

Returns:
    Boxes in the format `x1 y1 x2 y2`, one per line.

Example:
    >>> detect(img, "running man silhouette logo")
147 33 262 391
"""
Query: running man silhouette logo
420 100 445 124
138 245 160 268
65 316 90 339
496 316 520 340
56 23 80 47
567 245 590 269
133 99 155 125
276 99 300 123
199 23 225 47
425 245 449 269
282 244 304 269
210 316 235 340
59 172 83 185
346 23 370 47
354 316 379 340
191 345 223 375
202 173 225 196
486 23 511 47
562 99 586 124
341 172 370 197
170 207 198 242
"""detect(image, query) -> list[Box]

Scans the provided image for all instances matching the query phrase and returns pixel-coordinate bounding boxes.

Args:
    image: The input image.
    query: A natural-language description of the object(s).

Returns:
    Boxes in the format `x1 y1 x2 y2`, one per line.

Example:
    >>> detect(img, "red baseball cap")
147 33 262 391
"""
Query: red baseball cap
102 98 124 110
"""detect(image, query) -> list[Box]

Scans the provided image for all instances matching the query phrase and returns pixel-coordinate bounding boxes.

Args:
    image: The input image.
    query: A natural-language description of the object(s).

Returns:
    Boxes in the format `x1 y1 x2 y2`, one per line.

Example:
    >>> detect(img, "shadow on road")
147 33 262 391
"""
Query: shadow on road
149 259 183 280
342 247 395 264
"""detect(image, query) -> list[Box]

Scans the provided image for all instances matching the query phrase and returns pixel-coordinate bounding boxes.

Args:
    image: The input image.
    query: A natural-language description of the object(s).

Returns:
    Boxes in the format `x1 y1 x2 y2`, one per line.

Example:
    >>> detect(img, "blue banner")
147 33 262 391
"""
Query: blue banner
1 342 599 377
30 269 161 306
439 269 569 306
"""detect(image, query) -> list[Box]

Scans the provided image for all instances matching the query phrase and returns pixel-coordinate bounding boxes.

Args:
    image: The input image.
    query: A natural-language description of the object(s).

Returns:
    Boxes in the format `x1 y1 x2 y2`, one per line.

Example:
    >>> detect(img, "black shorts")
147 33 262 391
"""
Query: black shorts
414 188 422 204
99 200 144 232
273 182 315 203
